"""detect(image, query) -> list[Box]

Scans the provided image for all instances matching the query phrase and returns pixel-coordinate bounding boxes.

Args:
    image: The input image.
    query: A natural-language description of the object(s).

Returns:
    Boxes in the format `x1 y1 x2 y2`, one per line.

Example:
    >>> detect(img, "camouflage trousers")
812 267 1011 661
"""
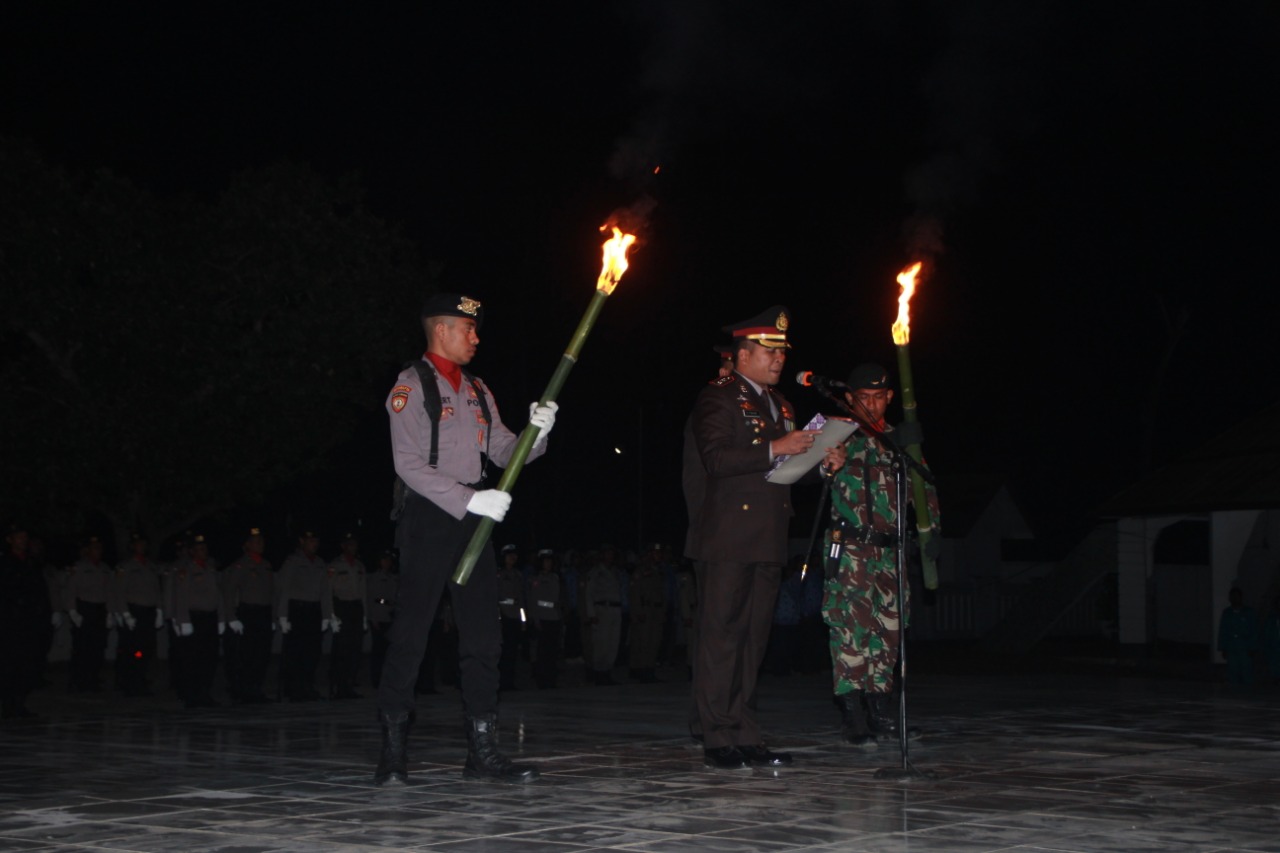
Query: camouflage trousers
822 543 907 695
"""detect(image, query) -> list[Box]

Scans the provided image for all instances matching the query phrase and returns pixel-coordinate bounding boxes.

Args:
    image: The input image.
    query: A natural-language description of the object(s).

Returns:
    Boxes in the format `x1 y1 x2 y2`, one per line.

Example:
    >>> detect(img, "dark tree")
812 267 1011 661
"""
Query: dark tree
1 140 423 553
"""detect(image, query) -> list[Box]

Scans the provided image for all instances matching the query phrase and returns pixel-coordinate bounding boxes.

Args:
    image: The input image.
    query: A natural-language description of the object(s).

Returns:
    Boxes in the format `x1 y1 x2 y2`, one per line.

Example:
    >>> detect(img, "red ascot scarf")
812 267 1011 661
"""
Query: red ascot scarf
425 351 462 392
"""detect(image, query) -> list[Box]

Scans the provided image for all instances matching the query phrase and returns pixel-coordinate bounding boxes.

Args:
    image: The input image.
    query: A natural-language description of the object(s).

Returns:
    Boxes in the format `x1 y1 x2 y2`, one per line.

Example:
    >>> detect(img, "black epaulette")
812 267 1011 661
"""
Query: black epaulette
710 375 735 387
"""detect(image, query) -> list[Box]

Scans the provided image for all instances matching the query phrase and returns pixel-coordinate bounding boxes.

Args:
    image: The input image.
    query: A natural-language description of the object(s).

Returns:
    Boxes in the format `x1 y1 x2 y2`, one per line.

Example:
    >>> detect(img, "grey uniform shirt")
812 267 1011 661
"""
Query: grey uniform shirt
171 558 224 622
65 559 111 608
111 557 163 610
276 552 331 620
327 556 367 603
223 554 274 611
387 358 547 520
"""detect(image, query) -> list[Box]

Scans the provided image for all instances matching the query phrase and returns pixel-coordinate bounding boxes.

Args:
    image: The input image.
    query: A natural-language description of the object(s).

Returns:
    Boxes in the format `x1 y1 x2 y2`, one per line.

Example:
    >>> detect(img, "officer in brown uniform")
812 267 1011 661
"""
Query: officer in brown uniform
276 530 330 702
366 549 398 689
684 306 840 770
66 535 112 692
222 527 274 703
528 548 564 688
628 544 668 683
111 532 163 696
170 533 225 707
327 532 368 699
496 544 527 691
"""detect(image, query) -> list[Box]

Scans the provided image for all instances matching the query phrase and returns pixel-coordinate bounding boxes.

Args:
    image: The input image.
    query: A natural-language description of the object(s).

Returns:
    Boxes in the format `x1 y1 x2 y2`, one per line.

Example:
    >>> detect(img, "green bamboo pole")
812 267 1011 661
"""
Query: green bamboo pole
893 341 939 590
452 230 634 585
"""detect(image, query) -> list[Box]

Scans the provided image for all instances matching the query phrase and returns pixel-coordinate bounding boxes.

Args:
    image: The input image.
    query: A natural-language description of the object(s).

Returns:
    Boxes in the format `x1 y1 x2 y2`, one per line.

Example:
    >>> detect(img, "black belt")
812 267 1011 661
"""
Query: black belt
594 600 621 607
846 527 898 548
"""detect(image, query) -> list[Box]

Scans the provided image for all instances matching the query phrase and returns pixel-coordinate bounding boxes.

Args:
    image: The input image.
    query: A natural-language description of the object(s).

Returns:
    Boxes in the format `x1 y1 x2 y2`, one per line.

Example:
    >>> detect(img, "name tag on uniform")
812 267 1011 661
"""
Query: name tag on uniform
499 598 515 606
536 600 555 608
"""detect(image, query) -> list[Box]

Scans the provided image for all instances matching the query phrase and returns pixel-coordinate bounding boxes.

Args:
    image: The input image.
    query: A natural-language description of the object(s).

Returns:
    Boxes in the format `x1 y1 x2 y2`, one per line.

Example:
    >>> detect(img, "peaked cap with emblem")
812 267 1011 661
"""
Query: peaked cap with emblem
846 362 892 391
722 306 791 349
421 292 484 329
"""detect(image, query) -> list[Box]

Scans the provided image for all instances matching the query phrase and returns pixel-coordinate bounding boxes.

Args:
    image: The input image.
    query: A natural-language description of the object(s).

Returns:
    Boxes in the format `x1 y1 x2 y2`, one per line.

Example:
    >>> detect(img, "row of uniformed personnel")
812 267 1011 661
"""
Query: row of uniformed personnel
45 527 400 706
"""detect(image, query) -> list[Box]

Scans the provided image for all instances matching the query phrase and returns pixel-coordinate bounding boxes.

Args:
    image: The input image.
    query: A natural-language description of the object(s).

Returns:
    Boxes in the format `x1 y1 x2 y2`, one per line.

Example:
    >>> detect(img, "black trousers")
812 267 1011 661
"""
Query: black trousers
533 619 562 687
329 598 364 693
187 609 221 701
369 621 392 687
70 599 107 690
281 600 322 699
499 616 522 689
377 493 500 718
115 604 157 694
230 603 273 699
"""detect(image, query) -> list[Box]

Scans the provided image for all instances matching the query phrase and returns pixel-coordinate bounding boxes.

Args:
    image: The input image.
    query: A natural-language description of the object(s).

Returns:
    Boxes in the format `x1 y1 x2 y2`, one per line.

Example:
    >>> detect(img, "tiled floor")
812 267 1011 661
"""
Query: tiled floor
1 655 1277 852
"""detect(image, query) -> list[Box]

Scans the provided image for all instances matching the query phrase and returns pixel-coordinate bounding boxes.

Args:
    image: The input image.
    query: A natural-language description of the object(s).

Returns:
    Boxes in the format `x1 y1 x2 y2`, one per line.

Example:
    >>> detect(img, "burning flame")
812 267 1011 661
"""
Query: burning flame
892 262 923 345
597 226 637 295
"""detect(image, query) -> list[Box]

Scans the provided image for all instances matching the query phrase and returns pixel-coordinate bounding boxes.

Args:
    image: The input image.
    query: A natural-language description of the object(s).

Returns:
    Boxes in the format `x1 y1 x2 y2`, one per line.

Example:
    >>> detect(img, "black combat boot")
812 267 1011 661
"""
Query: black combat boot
463 714 540 783
373 710 411 786
866 691 922 742
836 691 877 750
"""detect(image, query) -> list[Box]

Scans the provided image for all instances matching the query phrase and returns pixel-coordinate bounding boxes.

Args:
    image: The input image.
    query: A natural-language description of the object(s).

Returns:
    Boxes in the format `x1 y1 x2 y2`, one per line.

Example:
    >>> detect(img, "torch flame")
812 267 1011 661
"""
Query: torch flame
892 261 923 345
597 226 637 295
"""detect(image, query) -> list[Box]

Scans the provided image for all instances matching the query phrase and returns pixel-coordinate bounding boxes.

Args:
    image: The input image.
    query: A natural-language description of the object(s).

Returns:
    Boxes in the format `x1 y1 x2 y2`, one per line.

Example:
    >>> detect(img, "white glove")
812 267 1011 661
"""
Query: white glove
155 609 165 629
529 401 559 442
466 489 512 522
218 621 226 636
330 617 343 634
69 610 84 628
179 622 194 637
229 619 245 635
278 617 292 634
52 612 64 629
321 619 331 632
124 613 138 631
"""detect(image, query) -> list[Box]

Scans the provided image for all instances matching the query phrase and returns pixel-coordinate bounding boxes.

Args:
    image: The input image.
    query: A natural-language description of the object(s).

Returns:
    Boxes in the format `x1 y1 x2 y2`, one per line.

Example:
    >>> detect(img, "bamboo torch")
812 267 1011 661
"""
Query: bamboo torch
892 262 939 590
452 226 638 585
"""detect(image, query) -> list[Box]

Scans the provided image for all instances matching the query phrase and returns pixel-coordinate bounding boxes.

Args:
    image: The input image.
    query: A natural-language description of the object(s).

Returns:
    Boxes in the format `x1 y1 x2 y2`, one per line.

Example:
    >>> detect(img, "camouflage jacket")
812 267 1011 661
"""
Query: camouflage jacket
830 425 939 538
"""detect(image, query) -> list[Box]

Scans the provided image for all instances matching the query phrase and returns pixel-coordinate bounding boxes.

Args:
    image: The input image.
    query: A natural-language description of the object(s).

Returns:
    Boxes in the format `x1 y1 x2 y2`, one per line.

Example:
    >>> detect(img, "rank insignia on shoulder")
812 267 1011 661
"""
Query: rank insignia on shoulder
390 385 412 413
710 375 735 387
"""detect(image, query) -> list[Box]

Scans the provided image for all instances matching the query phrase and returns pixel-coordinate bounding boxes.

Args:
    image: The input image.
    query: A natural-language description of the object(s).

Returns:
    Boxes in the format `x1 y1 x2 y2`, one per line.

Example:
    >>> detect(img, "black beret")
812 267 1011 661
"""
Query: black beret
846 363 892 391
421 293 484 328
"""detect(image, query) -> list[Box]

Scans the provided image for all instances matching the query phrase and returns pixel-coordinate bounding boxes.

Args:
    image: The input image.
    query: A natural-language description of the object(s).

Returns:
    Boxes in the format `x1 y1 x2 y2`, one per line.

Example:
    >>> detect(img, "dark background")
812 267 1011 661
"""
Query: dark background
3 1 1278 563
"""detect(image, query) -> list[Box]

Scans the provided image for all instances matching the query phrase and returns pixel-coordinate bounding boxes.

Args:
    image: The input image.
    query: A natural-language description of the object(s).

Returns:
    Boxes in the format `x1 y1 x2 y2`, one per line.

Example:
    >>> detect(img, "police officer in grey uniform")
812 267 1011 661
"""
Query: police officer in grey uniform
584 545 623 685
528 548 564 689
496 544 527 691
222 527 274 703
111 532 163 696
327 532 368 699
170 533 225 707
374 292 558 786
366 549 398 688
66 535 112 692
276 530 330 702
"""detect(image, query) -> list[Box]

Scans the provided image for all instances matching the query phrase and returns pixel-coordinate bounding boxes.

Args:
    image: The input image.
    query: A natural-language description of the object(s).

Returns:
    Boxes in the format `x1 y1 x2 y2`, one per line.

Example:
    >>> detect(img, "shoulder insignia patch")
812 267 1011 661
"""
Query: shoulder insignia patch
391 385 412 413
711 375 735 387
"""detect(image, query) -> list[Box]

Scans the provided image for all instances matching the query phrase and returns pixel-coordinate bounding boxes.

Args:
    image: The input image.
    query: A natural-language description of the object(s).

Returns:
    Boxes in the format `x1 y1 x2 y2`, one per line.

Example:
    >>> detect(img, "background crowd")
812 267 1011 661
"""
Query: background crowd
0 524 832 719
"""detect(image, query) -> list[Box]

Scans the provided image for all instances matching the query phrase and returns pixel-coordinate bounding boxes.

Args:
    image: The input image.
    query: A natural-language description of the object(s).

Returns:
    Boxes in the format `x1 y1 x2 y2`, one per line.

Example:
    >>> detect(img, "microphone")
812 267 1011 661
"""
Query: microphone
795 371 847 393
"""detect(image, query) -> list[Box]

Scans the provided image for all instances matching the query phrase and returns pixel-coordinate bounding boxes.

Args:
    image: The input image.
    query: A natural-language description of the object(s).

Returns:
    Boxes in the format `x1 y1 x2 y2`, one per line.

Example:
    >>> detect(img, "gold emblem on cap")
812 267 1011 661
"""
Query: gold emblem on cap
457 297 481 316
776 312 788 332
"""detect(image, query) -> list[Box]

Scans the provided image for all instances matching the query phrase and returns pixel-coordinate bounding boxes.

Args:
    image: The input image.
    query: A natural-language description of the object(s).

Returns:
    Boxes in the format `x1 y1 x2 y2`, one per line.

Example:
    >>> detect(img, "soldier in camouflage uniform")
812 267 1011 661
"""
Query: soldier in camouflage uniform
823 363 939 748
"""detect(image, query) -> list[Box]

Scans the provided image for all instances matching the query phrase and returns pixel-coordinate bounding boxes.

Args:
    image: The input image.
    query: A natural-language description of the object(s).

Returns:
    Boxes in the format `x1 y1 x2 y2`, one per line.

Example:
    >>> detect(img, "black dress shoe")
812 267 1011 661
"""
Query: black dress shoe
703 746 749 770
738 744 793 767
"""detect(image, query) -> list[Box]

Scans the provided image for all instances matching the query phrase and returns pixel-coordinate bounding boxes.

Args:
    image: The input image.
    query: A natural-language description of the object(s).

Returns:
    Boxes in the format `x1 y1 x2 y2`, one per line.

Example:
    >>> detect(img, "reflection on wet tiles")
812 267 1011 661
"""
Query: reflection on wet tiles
1 667 1278 852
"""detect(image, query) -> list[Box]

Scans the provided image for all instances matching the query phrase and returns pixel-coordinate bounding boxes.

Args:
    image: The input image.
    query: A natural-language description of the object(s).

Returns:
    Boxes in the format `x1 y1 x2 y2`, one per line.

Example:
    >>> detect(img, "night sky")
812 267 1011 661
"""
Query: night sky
4 2 1279 558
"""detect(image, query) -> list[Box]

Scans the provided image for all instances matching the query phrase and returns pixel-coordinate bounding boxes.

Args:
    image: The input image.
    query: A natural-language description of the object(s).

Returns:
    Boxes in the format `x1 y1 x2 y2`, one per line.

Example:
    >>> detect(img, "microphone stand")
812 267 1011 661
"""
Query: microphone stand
807 384 937 782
